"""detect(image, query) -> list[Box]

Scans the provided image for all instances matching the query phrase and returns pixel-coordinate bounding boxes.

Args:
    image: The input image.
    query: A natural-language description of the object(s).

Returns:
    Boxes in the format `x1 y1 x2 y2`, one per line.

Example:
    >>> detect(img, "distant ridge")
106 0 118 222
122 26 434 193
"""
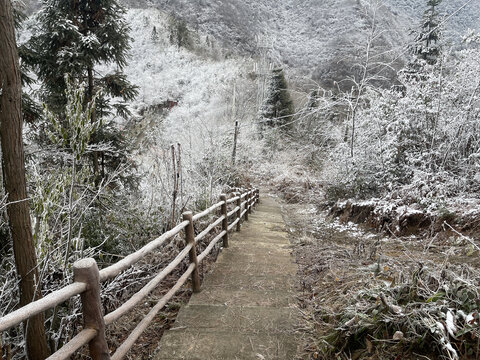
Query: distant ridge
20 0 480 85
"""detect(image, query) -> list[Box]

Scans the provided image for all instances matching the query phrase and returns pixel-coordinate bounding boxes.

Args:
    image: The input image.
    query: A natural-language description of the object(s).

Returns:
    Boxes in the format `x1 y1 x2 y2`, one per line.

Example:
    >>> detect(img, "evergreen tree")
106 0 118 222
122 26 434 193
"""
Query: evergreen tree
151 26 159 42
168 15 192 49
26 0 138 183
412 0 443 65
260 68 294 129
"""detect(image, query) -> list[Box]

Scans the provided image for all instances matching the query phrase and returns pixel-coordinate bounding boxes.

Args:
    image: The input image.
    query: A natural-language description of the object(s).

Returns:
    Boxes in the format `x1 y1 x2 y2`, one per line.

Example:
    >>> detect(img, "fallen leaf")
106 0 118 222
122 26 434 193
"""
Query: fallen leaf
366 338 373 353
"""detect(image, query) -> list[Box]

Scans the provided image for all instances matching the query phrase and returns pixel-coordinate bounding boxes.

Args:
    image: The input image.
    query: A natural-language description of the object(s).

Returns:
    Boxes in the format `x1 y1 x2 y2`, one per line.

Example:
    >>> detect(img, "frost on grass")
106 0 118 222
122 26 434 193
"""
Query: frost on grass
320 263 480 359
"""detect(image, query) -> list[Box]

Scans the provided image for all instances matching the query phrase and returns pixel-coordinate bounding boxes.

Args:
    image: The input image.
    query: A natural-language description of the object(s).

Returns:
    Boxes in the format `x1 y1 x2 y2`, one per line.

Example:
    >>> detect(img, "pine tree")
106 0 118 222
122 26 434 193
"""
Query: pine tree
168 15 192 49
151 26 159 42
413 0 442 65
260 68 294 129
26 0 138 183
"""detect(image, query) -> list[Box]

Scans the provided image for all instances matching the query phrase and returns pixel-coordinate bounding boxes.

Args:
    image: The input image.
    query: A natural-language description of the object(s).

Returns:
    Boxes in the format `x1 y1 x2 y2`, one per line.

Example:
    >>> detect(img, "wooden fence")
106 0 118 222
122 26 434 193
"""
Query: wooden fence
0 188 260 360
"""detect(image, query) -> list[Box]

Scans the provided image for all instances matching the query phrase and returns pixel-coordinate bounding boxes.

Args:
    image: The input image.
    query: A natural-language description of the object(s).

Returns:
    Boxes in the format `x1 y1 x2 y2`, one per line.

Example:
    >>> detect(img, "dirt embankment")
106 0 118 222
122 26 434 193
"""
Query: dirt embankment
330 199 480 238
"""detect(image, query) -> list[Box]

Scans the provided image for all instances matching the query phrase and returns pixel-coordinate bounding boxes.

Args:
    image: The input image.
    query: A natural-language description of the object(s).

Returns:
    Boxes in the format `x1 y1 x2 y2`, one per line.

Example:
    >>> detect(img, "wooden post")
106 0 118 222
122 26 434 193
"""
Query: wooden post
232 120 239 166
183 212 201 293
236 193 241 232
248 190 253 215
220 194 229 247
177 143 183 211
171 144 178 230
73 258 110 360
244 192 249 222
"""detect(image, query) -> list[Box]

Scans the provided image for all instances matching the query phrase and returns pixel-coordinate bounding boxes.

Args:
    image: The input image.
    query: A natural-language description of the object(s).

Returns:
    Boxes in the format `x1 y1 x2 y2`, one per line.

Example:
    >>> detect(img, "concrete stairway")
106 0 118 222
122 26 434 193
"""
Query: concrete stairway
155 196 299 360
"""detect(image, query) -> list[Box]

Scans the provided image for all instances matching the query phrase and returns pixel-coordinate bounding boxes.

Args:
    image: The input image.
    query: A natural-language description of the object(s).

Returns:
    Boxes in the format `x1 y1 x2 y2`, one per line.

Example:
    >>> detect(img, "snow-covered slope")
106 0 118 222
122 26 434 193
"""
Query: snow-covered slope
107 8 255 151
118 0 479 85
97 8 260 206
23 1 480 85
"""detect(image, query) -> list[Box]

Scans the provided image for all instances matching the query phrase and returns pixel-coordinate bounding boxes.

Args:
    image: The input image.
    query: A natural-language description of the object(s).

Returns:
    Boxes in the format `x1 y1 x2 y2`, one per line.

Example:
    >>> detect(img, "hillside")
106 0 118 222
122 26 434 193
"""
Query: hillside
125 0 479 85
22 0 480 86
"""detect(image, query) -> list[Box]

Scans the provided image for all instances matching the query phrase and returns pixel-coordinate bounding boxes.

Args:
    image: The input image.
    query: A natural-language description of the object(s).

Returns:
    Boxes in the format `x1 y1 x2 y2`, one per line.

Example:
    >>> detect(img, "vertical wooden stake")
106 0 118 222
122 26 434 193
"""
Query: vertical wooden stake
244 192 249 222
177 143 183 211
171 144 178 230
183 212 201 293
232 120 239 166
220 194 229 247
73 258 110 360
236 193 241 232
248 190 253 215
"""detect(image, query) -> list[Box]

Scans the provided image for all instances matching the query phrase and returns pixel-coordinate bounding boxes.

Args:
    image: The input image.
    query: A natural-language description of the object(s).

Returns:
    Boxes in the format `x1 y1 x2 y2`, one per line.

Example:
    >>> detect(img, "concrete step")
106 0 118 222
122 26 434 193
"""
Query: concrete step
172 305 297 335
156 331 299 360
189 286 296 307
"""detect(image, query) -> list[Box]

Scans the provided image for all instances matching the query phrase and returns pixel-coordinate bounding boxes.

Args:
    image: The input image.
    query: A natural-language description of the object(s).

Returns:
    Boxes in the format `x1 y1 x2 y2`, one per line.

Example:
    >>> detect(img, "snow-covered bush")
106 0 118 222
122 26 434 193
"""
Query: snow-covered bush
322 34 480 202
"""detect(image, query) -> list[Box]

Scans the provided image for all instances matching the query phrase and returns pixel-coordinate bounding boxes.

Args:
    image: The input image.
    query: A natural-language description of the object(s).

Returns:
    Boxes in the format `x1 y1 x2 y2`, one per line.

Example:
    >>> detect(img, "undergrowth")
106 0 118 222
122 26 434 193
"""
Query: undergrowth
320 265 480 360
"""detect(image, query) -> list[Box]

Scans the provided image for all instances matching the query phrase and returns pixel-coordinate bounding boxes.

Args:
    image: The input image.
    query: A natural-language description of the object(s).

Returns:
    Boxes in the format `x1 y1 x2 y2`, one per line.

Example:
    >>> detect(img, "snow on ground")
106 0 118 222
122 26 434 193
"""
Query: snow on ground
101 8 260 207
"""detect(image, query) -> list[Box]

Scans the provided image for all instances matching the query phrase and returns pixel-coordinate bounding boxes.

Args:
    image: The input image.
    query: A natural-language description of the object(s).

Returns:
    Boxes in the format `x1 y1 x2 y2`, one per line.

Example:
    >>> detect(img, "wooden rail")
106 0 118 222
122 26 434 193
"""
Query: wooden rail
0 188 260 360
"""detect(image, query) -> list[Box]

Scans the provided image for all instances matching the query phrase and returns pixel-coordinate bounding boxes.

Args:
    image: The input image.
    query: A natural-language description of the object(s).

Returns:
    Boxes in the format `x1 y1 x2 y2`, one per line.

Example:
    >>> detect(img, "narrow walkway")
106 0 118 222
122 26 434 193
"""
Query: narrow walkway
155 196 299 360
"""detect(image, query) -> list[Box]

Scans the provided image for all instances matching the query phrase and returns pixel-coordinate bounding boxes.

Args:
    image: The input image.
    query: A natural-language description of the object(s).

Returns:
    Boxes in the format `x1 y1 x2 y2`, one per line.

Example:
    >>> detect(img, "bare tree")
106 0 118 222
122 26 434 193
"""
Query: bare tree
342 0 394 157
0 1 49 358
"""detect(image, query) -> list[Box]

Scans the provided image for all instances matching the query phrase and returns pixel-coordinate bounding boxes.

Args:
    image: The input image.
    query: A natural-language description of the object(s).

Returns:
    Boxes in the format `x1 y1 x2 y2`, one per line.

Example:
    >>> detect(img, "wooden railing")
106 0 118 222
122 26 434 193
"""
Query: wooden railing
0 188 260 360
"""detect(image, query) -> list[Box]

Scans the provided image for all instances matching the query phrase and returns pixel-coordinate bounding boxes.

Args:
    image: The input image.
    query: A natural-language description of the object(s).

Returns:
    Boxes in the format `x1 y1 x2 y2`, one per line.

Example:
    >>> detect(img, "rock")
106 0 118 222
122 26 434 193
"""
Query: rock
393 331 404 341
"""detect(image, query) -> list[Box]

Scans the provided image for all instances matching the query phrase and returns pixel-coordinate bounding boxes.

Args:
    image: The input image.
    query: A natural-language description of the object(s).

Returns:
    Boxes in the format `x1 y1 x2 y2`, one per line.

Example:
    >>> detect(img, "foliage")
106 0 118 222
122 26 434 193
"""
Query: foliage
25 0 138 183
411 0 443 65
27 0 137 114
321 31 480 202
168 15 192 49
322 264 480 360
259 68 294 130
45 75 98 159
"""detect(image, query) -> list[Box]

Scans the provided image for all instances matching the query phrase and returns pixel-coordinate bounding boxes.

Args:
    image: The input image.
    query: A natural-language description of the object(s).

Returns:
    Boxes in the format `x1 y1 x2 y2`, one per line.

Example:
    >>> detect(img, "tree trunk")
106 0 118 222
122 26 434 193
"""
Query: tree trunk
0 2 50 359
87 66 100 185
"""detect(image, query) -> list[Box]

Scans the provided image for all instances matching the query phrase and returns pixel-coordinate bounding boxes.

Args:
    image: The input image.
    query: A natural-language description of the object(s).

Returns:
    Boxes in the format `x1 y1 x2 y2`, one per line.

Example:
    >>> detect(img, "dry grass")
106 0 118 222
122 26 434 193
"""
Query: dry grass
283 200 480 360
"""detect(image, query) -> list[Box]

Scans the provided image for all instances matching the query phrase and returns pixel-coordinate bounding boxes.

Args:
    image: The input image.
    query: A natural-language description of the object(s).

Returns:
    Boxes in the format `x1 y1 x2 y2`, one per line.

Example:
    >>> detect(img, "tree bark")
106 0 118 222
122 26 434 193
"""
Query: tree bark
87 66 100 185
0 2 50 359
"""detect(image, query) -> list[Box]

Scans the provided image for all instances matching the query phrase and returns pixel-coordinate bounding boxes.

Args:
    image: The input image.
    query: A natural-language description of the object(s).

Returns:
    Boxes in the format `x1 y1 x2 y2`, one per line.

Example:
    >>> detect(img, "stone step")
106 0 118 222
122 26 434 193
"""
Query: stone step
229 240 291 251
156 331 299 360
215 251 293 266
172 305 297 335
201 270 296 291
189 285 296 307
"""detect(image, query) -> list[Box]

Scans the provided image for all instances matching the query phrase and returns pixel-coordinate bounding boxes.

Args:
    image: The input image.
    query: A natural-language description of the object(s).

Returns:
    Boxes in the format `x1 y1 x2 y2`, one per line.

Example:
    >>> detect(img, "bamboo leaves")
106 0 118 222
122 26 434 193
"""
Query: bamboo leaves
45 75 100 160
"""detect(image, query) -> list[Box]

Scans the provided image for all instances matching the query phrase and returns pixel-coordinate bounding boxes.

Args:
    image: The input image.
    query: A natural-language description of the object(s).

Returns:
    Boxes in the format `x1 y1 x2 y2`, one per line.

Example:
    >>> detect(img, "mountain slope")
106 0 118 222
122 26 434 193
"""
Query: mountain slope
125 0 478 85
22 1 480 85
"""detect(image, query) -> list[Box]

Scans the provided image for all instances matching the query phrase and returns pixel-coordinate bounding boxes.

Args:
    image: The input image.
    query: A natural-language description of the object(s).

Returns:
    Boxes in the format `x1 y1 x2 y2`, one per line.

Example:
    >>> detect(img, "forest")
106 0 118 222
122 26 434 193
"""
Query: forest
0 0 479 359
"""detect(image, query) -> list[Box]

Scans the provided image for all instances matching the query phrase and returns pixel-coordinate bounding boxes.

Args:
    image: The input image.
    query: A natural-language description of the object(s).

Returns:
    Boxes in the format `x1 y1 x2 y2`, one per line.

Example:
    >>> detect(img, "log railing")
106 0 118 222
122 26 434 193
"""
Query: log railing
0 188 260 360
